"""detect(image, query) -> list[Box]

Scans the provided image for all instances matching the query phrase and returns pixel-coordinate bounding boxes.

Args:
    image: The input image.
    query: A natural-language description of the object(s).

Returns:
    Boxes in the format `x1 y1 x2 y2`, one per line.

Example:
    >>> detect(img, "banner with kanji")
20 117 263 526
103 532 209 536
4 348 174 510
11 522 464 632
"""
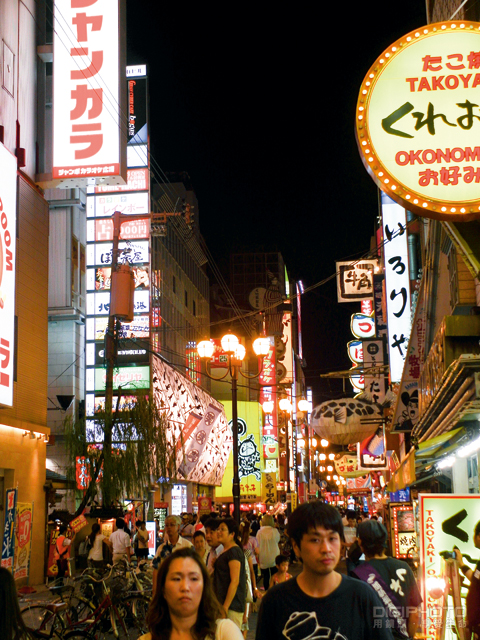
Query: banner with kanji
261 471 277 506
1 488 17 570
14 503 33 580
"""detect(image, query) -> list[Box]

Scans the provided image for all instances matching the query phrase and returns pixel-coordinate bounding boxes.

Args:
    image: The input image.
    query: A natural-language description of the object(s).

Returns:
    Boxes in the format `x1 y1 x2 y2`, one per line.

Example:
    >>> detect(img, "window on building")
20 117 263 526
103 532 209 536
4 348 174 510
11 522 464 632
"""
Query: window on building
192 299 196 317
185 289 188 307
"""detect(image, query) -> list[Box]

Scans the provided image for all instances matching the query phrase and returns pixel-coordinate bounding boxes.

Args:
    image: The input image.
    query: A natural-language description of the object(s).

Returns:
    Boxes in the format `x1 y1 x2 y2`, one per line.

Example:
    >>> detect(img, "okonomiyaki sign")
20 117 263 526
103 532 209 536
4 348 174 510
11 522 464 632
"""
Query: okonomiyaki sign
356 21 480 220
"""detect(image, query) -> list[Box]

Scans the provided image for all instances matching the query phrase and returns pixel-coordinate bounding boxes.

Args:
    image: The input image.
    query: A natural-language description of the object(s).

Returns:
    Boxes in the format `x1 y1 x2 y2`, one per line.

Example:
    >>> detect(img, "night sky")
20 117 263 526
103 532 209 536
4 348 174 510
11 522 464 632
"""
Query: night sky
126 1 428 403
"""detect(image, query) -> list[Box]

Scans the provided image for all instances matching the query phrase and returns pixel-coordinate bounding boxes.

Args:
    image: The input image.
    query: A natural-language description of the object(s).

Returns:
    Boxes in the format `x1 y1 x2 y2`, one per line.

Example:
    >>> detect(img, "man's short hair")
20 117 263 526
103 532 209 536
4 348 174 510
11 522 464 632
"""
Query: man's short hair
474 520 480 537
346 510 356 521
204 517 221 531
287 501 344 547
165 515 181 526
116 517 125 529
193 530 206 540
357 519 388 556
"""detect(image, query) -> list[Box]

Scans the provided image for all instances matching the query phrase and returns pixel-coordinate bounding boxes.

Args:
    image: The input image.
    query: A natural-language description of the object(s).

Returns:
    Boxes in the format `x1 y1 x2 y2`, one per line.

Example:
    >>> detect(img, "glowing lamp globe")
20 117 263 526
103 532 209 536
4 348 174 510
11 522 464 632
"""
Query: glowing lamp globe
252 337 270 356
233 343 246 361
298 399 310 413
197 340 214 359
262 400 274 414
279 398 292 413
426 577 446 600
221 333 239 354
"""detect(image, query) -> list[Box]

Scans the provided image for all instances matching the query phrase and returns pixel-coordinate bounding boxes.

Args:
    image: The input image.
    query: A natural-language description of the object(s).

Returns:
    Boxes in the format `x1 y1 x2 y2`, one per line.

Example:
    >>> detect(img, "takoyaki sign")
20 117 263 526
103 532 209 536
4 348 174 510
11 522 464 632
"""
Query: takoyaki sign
356 21 480 220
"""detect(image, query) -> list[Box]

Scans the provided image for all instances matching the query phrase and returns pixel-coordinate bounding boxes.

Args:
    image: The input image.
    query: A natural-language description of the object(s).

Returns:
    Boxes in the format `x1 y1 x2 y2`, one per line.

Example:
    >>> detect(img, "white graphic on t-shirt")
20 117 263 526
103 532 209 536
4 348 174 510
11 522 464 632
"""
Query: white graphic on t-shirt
282 611 347 639
390 568 407 597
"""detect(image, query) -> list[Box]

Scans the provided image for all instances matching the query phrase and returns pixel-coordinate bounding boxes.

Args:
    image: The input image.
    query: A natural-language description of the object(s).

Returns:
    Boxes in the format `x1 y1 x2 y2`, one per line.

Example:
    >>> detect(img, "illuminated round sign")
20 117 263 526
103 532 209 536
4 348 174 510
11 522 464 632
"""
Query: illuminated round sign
356 21 480 220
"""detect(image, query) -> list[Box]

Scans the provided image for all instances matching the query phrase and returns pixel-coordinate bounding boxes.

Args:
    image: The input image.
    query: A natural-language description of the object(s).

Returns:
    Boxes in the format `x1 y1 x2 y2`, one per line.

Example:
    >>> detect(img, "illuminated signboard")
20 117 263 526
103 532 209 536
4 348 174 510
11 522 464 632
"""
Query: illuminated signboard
419 494 480 640
94 168 149 193
87 217 149 242
53 0 125 184
87 192 149 217
382 195 411 383
389 503 415 559
336 260 378 302
356 20 480 221
86 265 149 291
0 144 17 406
93 365 150 391
86 240 149 266
86 288 149 315
86 314 150 341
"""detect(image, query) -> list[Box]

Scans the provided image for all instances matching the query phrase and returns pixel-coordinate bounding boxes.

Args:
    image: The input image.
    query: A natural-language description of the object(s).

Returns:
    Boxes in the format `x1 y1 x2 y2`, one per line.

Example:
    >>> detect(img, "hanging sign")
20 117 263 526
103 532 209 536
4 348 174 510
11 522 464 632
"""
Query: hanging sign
336 260 378 302
356 20 480 221
351 313 376 339
1 488 17 570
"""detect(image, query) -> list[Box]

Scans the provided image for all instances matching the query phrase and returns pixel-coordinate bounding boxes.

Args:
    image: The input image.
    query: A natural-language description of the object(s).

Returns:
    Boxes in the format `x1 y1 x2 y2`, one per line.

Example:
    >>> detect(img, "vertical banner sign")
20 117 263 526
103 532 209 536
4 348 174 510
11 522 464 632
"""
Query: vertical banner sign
262 471 277 506
14 503 33 580
53 0 122 180
382 194 411 383
362 338 387 403
259 337 278 460
0 144 17 407
420 494 480 640
391 280 426 433
1 488 17 570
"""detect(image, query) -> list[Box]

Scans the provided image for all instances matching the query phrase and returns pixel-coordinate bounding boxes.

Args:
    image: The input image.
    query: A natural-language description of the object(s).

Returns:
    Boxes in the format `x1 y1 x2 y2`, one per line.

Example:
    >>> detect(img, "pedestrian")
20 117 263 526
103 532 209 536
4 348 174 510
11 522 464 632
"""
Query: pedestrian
153 515 192 595
213 517 246 630
109 517 132 564
87 522 111 569
343 510 360 576
256 514 280 590
139 547 243 640
454 520 480 639
354 519 422 639
0 567 31 639
135 521 150 560
269 553 292 588
53 523 75 583
205 517 224 577
255 501 395 639
250 514 260 537
193 530 209 564
180 513 195 543
239 521 259 582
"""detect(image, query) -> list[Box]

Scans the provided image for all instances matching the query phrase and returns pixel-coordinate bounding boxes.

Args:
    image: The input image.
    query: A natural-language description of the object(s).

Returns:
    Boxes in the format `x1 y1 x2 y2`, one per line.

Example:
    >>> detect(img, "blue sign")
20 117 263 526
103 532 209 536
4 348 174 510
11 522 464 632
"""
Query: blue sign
1 488 17 570
389 488 410 503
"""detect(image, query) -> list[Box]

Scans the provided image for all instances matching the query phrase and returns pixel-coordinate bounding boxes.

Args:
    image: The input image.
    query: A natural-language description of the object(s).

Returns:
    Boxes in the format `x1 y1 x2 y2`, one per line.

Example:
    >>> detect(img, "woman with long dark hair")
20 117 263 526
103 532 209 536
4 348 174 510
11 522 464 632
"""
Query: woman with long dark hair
139 547 243 640
0 567 31 639
87 522 110 569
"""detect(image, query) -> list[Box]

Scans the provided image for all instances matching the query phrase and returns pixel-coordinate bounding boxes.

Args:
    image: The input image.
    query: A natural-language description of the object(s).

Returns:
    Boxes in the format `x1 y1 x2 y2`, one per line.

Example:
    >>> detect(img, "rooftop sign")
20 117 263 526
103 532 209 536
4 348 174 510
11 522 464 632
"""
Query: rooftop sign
356 21 480 220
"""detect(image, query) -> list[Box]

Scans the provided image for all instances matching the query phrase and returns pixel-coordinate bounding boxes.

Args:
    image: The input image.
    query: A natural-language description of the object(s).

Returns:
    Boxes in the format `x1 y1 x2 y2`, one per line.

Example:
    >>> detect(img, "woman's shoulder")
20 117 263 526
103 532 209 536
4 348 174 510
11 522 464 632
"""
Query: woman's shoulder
215 618 244 639
137 633 151 640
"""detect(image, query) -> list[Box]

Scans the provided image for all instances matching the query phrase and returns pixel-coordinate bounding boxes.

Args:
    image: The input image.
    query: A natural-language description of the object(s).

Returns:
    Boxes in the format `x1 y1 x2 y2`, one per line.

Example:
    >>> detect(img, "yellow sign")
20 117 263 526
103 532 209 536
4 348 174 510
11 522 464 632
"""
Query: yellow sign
291 492 298 511
261 471 277 506
356 21 480 221
215 401 263 501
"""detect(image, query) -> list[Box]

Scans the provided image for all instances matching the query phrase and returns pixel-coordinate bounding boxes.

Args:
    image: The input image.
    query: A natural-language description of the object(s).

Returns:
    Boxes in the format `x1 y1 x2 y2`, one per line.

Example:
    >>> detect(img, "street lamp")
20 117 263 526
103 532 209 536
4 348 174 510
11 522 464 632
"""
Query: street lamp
197 333 270 525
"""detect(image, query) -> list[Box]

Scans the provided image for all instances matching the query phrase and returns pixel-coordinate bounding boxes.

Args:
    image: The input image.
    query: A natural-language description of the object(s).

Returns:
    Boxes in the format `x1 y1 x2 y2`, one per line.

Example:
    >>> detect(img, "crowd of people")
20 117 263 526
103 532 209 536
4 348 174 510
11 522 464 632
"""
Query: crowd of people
3 504 480 639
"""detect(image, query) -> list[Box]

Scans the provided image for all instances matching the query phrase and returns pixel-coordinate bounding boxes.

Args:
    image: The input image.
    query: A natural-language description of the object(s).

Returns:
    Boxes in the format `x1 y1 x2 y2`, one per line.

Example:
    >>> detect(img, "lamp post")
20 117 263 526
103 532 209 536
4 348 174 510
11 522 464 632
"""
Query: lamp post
197 333 270 525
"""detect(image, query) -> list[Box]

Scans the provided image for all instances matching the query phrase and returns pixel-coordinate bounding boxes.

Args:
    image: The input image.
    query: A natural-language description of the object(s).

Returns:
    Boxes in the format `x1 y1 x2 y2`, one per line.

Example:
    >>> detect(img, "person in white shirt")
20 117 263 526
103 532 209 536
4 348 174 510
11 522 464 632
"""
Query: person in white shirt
109 517 132 563
153 515 192 595
256 514 280 590
87 522 112 569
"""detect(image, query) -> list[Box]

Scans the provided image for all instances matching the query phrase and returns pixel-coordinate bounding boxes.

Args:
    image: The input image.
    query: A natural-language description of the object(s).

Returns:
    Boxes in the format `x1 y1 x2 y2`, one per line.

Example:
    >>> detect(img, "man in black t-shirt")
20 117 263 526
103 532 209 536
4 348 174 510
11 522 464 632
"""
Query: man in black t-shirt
256 502 394 640
455 520 480 639
354 519 422 639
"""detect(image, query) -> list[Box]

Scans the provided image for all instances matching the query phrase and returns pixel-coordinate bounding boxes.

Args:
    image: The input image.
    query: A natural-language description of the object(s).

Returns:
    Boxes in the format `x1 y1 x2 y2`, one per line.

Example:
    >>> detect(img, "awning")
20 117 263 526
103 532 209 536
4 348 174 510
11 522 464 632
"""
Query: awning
415 427 465 461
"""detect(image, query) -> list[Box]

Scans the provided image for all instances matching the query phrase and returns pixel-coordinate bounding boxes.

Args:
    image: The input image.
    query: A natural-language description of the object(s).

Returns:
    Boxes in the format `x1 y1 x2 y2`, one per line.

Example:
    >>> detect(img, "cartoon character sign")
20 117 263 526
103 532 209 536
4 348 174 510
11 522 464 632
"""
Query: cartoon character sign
238 434 261 481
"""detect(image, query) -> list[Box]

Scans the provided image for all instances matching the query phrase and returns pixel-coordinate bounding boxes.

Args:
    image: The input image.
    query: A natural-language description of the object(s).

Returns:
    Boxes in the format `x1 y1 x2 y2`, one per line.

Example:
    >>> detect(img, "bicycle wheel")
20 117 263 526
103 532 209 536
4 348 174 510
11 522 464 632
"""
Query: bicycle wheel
67 594 97 625
111 595 150 639
21 604 65 638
